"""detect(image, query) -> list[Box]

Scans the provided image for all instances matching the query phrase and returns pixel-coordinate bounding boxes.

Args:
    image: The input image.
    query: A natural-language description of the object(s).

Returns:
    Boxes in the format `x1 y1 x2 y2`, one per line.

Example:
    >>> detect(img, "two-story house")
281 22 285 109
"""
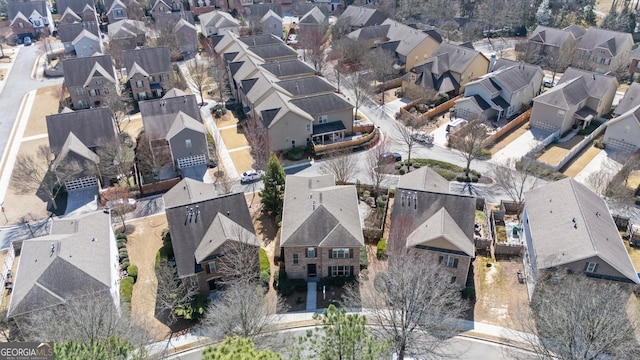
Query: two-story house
404 42 489 97
46 107 118 190
164 178 260 294
104 0 145 21
7 1 54 42
260 9 283 39
521 178 640 291
280 175 364 280
530 67 618 135
389 167 476 289
123 47 173 100
199 10 240 37
603 104 640 153
139 90 209 174
107 19 147 51
57 0 99 22
377 19 442 71
525 25 580 66
298 6 328 39
573 27 633 73
106 0 129 23
58 21 102 57
62 54 118 109
7 211 120 325
454 59 544 122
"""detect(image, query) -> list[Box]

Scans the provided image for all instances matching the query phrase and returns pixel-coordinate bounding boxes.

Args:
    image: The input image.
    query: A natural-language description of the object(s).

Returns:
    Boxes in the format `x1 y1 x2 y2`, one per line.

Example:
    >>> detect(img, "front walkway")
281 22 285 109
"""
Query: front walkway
306 281 317 311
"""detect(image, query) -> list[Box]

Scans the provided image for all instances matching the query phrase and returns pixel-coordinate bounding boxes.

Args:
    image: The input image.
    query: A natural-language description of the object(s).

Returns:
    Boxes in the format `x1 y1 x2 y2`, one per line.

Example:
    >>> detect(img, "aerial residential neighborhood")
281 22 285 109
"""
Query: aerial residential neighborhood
3 0 640 358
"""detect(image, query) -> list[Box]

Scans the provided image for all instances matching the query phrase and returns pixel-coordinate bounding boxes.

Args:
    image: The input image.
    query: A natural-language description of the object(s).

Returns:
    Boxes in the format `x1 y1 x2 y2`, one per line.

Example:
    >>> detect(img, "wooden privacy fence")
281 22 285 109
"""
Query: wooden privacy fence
421 95 462 120
552 122 607 172
140 177 181 196
483 109 532 148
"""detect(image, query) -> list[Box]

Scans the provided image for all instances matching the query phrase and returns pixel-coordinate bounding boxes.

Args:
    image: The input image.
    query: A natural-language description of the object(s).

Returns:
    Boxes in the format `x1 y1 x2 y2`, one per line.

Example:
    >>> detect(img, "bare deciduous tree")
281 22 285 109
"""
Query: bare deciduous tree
522 274 640 360
394 121 420 163
208 53 231 103
102 85 132 134
240 115 270 170
155 258 199 326
490 158 538 219
334 37 369 69
97 138 135 182
214 235 261 285
300 28 326 74
101 186 134 232
366 139 389 191
200 280 286 346
187 58 212 106
149 21 181 61
319 150 358 184
346 71 373 124
366 47 398 105
20 295 150 347
345 230 468 359
448 119 489 176
11 145 86 210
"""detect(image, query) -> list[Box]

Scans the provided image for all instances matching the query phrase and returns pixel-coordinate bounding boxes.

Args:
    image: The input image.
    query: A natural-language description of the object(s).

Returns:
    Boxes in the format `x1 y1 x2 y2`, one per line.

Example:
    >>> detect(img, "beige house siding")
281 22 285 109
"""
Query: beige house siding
405 37 440 71
168 128 209 163
530 102 575 134
267 112 312 151
283 246 361 279
562 255 633 282
310 108 353 133
603 117 640 152
459 55 489 90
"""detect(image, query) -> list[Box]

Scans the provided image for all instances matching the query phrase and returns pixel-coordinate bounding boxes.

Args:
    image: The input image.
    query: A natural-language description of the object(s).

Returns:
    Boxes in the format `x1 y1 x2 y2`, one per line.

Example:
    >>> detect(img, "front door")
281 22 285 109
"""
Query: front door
307 264 317 277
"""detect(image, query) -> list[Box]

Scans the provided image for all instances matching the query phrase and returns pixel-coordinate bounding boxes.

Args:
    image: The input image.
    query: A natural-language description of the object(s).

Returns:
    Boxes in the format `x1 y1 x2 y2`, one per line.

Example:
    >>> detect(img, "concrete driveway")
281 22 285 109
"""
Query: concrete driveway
491 129 550 164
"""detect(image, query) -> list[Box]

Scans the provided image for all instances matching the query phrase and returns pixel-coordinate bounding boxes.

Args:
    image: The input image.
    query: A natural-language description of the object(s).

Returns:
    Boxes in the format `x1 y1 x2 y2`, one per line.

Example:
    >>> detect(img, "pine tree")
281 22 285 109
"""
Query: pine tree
291 305 389 360
259 153 286 219
202 337 282 360
536 0 551 26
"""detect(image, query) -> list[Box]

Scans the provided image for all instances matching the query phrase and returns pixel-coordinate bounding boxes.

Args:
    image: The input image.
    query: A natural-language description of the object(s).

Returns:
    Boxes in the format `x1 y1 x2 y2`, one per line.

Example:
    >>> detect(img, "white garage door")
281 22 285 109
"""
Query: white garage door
177 154 206 169
65 176 99 191
605 138 637 153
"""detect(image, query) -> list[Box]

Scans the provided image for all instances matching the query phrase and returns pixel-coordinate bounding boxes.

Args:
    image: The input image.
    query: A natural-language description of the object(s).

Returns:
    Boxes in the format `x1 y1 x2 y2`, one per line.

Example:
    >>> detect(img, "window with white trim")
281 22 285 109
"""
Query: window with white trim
96 80 104 85
208 262 216 273
18 22 24 29
293 254 299 264
190 275 198 287
137 92 147 100
89 89 97 97
185 139 192 148
557 110 566 118
306 247 316 258
440 255 458 268
306 123 312 133
332 248 350 259
75 87 85 95
136 80 143 88
586 262 598 273
318 115 328 124
331 265 351 277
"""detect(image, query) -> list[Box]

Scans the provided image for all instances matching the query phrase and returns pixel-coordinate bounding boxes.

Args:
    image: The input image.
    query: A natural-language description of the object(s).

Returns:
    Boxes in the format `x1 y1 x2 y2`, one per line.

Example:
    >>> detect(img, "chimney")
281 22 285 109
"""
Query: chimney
489 54 496 72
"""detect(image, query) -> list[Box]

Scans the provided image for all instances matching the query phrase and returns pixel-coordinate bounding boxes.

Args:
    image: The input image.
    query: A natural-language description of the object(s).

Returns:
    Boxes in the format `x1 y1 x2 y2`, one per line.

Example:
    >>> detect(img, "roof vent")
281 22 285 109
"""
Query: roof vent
312 200 316 210
227 210 230 216
91 237 96 242
50 243 55 256
592 74 596 80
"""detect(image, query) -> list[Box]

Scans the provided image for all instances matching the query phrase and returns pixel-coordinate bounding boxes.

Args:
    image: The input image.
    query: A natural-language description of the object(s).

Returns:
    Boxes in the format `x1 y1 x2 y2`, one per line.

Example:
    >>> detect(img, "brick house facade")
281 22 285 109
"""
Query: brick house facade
284 246 360 279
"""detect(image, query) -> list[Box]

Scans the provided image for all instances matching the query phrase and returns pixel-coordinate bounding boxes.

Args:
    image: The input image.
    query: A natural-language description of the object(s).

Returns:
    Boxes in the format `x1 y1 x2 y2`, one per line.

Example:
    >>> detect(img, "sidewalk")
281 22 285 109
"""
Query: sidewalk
0 47 20 95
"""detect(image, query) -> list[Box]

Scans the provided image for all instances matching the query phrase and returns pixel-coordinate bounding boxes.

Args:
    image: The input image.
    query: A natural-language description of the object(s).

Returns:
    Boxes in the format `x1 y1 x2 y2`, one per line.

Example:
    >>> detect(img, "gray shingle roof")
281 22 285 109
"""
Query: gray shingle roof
123 47 172 76
62 55 116 87
248 3 282 19
51 132 100 170
390 189 476 256
563 24 586 38
524 178 639 284
199 10 239 28
527 25 573 48
165 112 206 140
139 94 202 141
7 1 48 21
577 27 633 56
57 0 96 14
248 43 297 61
299 6 326 25
7 211 115 318
339 5 387 28
164 183 256 278
396 166 450 193
281 175 364 248
46 107 117 151
57 22 100 43
421 42 486 75
237 34 283 47
260 60 315 78
108 19 146 40
276 76 335 97
194 213 260 263
558 67 618 100
382 18 441 57
615 82 640 116
491 59 544 93
347 24 390 41
289 93 352 115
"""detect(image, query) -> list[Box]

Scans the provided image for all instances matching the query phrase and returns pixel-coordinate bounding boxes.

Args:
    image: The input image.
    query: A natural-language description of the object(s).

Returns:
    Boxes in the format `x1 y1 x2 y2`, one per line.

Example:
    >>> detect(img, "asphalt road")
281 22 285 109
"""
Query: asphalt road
167 327 536 360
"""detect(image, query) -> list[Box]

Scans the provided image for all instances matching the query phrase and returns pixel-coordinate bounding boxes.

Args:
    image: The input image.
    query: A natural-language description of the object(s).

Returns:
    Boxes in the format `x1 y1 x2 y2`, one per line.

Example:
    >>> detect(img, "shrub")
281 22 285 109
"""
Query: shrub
286 147 305 161
211 104 227 118
395 163 402 170
456 176 471 182
176 294 208 321
413 162 422 168
155 250 161 267
462 287 476 300
161 228 171 243
127 265 138 281
121 258 130 269
272 270 280 290
119 248 128 259
159 242 174 259
471 177 479 183
259 248 270 274
594 140 606 149
399 168 406 175
117 239 127 249
318 276 356 289
376 238 387 260
360 246 368 270
120 276 134 303
116 233 128 241
476 148 492 158
376 196 388 209
388 188 395 197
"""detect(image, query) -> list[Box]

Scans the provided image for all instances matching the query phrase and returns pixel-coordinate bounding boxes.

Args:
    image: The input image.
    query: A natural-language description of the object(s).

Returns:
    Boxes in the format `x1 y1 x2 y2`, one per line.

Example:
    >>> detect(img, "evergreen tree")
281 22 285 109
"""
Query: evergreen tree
202 337 282 360
54 336 144 360
536 0 551 26
291 305 389 360
259 153 286 219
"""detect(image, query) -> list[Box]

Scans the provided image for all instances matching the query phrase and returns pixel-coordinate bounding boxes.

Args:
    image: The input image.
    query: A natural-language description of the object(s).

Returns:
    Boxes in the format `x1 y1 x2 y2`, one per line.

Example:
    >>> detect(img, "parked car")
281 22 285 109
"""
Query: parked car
543 80 555 88
240 169 265 183
23 36 32 46
379 152 402 164
412 131 434 145
287 34 298 45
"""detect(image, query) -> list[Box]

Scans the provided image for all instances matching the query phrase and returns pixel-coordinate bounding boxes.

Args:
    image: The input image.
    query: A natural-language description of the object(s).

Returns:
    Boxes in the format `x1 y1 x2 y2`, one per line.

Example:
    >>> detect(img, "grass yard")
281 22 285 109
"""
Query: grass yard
627 170 640 191
219 127 248 149
121 115 144 141
625 242 640 272
0 68 6 80
229 148 254 174
24 85 60 138
215 111 239 128
537 135 585 167
562 145 602 177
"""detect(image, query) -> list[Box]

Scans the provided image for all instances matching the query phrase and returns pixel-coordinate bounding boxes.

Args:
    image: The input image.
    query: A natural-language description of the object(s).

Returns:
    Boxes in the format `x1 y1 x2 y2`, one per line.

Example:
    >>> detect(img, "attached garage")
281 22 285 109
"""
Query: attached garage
65 176 99 191
603 110 640 153
177 154 207 169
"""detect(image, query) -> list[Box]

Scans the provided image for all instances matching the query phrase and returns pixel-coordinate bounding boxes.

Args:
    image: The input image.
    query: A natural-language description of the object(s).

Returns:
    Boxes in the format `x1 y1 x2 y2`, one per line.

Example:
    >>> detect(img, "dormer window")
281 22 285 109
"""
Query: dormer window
18 22 25 29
